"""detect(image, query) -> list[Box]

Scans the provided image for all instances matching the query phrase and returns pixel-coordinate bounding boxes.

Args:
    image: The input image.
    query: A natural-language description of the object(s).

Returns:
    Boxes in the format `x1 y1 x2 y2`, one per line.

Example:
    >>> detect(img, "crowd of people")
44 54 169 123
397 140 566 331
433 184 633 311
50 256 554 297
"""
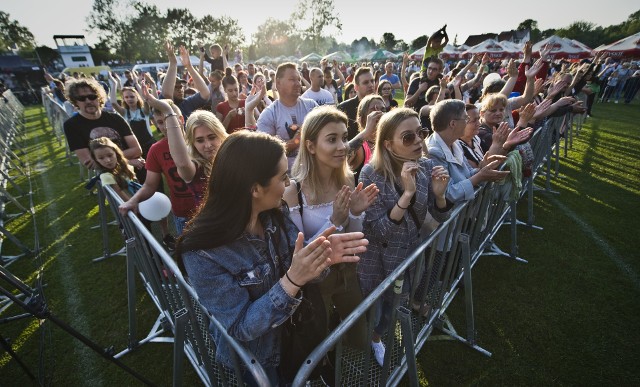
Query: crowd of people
44 26 640 386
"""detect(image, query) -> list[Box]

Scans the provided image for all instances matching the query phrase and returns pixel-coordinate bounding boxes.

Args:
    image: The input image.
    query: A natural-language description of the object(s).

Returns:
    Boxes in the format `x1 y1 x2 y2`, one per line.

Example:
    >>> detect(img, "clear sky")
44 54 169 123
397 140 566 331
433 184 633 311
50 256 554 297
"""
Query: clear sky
2 0 637 49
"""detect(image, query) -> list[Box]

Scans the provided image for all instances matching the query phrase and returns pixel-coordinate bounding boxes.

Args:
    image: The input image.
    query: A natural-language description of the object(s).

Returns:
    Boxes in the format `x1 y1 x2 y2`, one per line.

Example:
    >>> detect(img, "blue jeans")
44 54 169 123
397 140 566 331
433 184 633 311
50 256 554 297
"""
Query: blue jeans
174 216 188 235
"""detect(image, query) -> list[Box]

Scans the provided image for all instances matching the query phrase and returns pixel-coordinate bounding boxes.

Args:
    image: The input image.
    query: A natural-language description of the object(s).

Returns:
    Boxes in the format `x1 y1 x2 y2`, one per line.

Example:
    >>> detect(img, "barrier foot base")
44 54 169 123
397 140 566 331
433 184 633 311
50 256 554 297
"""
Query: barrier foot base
92 246 126 263
429 314 492 357
482 242 528 263
503 218 543 231
91 220 118 230
114 314 173 359
0 254 30 267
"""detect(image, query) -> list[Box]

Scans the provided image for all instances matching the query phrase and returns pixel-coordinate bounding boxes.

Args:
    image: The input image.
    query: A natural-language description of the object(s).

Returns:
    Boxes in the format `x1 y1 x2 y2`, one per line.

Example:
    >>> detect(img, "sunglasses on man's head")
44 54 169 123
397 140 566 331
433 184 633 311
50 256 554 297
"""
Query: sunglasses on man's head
400 129 429 146
76 94 98 102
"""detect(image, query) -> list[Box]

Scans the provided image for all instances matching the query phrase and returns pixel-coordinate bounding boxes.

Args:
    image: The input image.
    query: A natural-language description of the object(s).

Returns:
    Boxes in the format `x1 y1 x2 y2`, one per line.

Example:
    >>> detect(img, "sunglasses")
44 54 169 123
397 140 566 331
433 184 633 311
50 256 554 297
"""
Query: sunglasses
399 129 429 146
76 94 98 102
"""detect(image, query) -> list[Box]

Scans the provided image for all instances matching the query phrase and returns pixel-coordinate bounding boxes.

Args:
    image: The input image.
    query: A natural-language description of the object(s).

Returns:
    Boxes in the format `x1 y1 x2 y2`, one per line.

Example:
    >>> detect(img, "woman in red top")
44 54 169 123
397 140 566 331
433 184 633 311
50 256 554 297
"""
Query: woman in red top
217 68 246 133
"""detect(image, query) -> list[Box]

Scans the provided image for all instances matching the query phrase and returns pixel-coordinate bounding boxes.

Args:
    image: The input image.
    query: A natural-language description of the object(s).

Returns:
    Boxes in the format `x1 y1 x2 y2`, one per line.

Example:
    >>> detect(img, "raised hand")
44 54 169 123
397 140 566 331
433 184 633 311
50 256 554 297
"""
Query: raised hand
540 44 553 61
401 161 419 195
534 78 545 95
331 185 351 227
140 81 172 115
492 121 511 145
525 58 544 78
430 165 449 198
477 159 510 182
164 41 177 63
504 126 533 151
517 103 536 125
350 182 379 216
287 231 333 286
532 98 553 120
507 59 518 78
179 46 192 67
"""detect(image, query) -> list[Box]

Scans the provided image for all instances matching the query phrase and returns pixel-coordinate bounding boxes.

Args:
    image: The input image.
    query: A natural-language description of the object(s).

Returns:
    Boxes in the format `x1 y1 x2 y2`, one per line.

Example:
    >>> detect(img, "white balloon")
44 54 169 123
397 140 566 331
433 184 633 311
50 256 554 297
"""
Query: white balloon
138 192 171 221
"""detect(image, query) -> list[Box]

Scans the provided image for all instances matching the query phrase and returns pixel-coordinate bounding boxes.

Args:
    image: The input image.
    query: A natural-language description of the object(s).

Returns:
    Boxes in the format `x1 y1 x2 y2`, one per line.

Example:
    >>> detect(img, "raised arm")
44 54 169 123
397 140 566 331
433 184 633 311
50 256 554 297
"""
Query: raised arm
333 60 346 87
108 72 125 115
400 53 409 92
510 58 544 109
245 83 266 127
179 45 210 100
162 42 178 99
142 82 197 182
499 59 518 97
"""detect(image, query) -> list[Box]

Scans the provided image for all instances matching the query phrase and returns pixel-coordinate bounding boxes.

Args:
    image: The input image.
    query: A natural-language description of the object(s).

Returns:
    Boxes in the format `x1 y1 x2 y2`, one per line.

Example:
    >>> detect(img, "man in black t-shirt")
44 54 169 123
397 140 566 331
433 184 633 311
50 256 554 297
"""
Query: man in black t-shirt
63 78 142 170
338 67 375 140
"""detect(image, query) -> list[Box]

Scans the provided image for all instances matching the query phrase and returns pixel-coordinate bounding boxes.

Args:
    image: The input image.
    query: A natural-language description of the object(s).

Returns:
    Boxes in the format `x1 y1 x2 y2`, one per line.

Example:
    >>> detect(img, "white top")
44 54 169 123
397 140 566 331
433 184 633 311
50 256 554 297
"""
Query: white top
301 88 335 106
288 189 364 243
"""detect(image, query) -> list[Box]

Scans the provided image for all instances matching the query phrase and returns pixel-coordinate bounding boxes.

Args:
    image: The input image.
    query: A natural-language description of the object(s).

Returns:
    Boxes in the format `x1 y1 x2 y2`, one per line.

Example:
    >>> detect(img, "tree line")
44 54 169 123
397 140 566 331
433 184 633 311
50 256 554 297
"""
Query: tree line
1 5 639 68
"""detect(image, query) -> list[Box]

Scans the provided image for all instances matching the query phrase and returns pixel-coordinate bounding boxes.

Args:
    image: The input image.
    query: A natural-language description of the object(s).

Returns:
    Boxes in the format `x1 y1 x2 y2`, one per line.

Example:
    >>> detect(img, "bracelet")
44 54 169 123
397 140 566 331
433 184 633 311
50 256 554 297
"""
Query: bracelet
285 271 302 288
396 201 408 210
164 112 178 119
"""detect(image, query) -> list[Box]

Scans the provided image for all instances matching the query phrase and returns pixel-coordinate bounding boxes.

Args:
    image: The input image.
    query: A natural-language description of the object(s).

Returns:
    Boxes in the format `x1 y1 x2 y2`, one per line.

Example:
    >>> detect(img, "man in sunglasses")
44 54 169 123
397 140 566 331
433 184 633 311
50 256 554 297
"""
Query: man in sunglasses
63 78 142 170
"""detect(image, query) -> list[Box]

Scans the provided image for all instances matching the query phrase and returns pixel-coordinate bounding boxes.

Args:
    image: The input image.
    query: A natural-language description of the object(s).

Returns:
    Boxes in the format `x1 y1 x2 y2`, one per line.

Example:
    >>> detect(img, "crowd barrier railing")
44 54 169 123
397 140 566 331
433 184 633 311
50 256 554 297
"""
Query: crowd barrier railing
0 90 34 266
101 184 270 386
38 92 583 385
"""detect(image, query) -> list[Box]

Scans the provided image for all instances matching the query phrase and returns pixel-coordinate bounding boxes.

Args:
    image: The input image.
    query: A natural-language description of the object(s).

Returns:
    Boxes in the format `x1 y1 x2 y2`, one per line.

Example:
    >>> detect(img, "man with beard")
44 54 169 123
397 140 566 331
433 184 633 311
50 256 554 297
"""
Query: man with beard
63 78 142 170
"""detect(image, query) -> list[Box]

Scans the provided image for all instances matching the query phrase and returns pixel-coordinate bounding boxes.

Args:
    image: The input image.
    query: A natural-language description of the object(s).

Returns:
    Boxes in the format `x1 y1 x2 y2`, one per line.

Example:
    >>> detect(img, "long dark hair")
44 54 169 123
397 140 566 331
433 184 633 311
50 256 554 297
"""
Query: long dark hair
177 131 286 264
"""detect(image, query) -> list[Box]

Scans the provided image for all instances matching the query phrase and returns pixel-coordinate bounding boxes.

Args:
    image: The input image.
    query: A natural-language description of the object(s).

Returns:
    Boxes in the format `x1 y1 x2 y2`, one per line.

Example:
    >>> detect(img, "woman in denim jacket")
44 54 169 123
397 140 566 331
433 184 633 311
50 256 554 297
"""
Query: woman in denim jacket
176 131 368 385
358 108 452 366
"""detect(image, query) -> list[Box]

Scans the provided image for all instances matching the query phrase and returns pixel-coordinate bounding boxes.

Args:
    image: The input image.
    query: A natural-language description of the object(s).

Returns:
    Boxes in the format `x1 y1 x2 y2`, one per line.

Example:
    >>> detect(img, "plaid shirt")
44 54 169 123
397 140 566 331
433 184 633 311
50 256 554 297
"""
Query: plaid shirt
357 158 452 296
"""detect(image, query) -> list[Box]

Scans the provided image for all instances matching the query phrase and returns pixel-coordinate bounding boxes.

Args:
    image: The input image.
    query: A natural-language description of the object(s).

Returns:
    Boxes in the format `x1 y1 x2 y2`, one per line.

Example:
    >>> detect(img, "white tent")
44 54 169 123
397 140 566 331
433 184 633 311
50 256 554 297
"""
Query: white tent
593 32 640 58
299 53 322 62
532 35 591 59
321 51 355 63
462 39 517 59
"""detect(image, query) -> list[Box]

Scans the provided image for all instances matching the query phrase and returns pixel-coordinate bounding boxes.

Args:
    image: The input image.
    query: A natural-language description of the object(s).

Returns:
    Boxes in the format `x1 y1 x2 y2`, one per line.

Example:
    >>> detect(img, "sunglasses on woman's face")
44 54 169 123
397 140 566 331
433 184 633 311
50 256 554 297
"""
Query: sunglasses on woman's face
400 128 429 146
76 94 98 102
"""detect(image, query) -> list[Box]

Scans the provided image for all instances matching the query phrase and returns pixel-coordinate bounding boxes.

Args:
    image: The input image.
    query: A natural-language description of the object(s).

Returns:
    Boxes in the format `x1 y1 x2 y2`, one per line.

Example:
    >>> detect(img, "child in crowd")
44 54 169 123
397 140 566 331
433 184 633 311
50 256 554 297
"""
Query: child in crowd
89 136 137 201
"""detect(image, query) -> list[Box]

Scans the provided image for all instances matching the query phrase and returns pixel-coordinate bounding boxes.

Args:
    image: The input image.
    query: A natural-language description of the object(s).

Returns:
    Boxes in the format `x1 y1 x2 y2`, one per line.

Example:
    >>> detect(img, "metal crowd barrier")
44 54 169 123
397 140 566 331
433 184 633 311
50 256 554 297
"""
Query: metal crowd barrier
293 111 578 386
0 90 34 266
43 90 582 384
101 184 269 386
40 88 79 173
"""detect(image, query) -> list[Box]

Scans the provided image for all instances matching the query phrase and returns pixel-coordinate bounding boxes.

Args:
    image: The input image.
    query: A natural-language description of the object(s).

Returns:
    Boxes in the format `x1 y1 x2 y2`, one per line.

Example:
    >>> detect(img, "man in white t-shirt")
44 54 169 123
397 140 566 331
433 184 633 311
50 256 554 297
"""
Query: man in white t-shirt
301 68 335 106
257 63 318 170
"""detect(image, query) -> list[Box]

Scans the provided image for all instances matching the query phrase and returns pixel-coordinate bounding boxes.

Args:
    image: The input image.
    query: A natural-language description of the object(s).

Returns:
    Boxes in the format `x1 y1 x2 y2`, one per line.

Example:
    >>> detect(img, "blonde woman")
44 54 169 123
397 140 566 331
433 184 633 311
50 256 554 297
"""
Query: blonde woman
283 105 378 352
358 107 452 366
142 84 228 209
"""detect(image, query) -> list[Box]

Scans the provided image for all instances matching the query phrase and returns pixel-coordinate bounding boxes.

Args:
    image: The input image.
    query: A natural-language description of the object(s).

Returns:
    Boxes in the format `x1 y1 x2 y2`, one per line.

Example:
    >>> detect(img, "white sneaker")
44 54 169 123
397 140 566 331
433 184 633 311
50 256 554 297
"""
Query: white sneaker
371 340 385 366
615 100 619 104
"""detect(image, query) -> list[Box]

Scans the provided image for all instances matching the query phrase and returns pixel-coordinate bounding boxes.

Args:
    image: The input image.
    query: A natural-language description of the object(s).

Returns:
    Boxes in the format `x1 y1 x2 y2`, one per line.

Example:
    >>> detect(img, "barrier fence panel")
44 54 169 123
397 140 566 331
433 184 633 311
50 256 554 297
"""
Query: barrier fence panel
35 86 583 384
0 91 34 265
101 184 269 386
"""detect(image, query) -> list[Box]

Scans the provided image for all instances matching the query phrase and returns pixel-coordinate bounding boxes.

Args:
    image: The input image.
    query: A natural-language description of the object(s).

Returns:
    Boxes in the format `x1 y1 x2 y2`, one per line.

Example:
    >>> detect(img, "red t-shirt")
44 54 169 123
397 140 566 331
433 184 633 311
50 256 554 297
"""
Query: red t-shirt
145 138 196 218
216 99 246 133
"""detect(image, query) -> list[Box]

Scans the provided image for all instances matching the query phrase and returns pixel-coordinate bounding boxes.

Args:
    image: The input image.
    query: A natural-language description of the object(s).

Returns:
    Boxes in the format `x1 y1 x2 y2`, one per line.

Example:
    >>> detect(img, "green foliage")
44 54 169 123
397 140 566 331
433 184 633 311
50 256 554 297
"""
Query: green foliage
291 0 342 52
251 17 298 58
0 11 35 52
517 18 542 42
411 35 428 51
87 0 244 63
381 32 397 51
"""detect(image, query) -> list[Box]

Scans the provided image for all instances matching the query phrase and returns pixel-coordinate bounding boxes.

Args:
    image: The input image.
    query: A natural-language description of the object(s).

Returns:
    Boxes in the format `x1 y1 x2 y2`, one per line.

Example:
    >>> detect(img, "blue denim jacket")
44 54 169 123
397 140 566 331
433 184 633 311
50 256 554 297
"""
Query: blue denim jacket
182 208 302 368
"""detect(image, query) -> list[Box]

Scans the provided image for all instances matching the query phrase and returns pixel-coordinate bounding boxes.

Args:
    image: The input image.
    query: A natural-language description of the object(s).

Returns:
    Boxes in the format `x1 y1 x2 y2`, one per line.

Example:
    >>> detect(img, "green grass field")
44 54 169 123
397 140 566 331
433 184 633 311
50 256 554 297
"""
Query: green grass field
1 99 639 386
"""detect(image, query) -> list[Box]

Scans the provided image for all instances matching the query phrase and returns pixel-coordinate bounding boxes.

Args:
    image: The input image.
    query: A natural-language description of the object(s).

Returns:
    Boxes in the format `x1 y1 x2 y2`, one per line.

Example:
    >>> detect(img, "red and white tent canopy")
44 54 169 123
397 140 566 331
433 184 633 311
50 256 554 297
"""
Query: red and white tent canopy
462 39 518 60
439 44 469 60
594 32 640 59
532 35 591 60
